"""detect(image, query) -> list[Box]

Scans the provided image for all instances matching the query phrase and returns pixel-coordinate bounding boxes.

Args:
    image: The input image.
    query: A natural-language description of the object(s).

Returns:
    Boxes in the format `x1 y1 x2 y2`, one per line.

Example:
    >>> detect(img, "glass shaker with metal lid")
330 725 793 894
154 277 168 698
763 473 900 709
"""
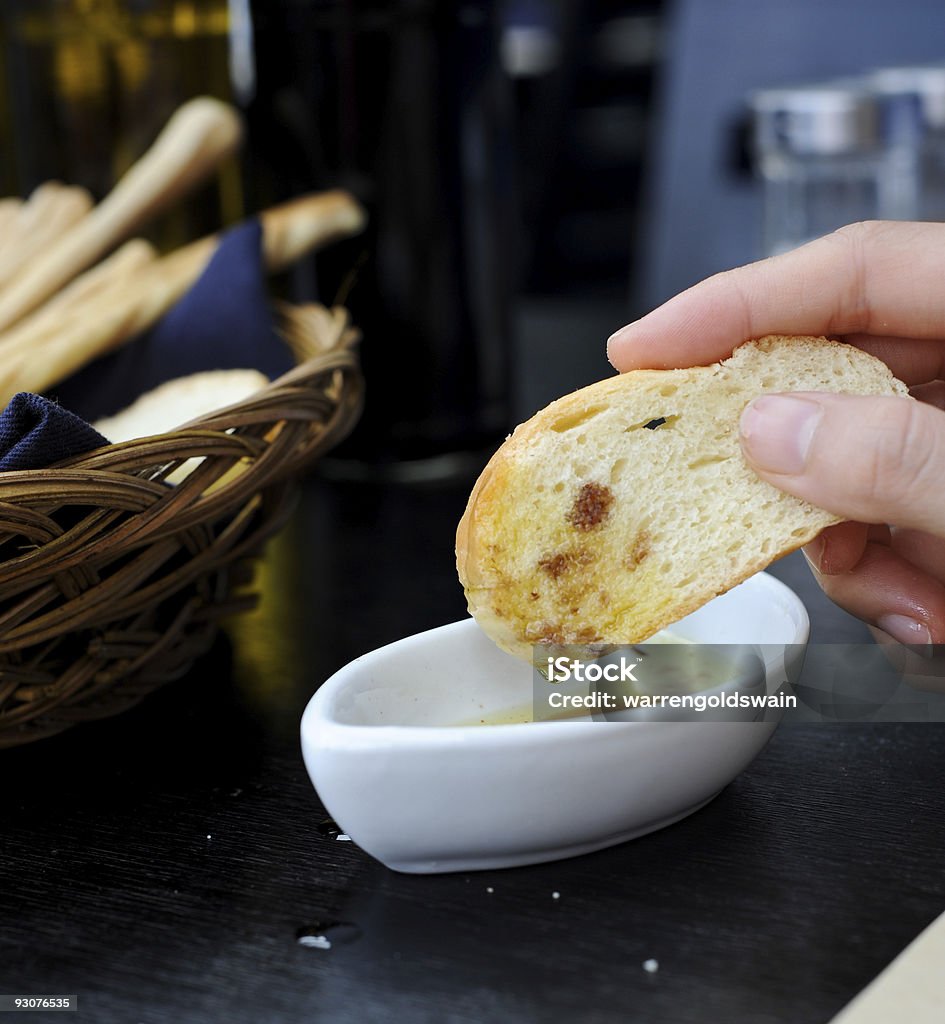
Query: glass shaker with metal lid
870 64 945 222
749 82 887 256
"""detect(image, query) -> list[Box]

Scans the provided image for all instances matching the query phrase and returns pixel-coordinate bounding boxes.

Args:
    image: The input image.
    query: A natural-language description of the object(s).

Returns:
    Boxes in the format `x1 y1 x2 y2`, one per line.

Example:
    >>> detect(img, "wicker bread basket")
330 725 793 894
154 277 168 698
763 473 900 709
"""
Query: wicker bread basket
0 300 362 748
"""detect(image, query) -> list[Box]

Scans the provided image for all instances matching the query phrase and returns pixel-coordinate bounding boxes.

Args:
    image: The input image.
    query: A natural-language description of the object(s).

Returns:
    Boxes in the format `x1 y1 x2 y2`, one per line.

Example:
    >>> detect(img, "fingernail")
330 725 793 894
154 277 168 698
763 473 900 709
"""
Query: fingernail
802 536 825 573
876 614 932 648
607 322 637 346
606 324 638 366
739 395 823 475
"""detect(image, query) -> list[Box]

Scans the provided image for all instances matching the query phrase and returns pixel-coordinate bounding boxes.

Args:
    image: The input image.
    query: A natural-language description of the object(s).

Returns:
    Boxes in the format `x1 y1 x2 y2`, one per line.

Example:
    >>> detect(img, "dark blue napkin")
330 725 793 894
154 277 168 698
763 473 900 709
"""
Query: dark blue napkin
0 392 109 472
0 218 293 472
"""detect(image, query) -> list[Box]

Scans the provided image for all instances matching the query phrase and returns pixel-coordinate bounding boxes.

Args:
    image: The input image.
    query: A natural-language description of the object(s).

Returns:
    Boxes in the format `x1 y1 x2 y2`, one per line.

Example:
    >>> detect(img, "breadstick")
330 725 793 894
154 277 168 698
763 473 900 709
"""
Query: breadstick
0 239 157 359
0 183 94 289
259 190 368 270
0 190 366 403
0 197 22 242
0 97 242 332
0 190 43 264
39 238 157 313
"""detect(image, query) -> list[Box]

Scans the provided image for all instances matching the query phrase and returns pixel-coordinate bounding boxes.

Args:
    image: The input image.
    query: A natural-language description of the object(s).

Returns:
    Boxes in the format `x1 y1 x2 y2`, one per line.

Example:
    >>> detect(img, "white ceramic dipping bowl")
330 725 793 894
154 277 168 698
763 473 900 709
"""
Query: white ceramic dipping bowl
301 571 808 874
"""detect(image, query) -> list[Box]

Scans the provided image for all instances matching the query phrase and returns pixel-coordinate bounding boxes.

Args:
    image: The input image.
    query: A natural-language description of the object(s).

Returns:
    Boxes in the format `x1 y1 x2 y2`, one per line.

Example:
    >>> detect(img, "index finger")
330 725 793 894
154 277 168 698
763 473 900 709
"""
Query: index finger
607 220 945 372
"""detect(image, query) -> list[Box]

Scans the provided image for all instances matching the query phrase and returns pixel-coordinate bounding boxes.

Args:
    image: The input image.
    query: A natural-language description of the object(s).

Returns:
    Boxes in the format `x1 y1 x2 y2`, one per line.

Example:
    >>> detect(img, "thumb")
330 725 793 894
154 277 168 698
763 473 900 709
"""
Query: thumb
738 392 945 534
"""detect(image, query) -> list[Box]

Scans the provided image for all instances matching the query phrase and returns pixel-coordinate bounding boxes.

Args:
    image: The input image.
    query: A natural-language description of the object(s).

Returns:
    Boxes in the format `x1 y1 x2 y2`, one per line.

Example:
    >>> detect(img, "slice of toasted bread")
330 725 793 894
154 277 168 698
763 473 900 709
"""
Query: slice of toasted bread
456 335 909 659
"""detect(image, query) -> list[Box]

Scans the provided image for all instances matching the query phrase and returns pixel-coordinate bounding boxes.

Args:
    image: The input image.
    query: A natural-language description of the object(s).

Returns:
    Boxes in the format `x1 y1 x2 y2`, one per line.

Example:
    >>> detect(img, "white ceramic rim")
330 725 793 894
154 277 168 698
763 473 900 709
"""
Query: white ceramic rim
301 570 810 751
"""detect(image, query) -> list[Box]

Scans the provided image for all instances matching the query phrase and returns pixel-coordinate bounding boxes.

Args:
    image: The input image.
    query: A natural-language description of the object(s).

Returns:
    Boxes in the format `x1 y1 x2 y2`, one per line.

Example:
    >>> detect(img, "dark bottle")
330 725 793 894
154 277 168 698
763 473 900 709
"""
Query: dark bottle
248 0 518 477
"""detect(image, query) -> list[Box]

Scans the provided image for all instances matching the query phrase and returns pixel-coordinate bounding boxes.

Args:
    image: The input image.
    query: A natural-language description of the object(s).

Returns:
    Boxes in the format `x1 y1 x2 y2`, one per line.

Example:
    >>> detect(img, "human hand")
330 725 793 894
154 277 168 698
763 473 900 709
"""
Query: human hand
607 220 945 648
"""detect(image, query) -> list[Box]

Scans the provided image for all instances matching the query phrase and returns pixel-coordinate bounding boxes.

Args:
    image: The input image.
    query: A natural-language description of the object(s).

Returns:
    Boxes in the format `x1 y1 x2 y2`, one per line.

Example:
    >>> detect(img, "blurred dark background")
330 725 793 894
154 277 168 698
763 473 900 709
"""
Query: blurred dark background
3 0 945 469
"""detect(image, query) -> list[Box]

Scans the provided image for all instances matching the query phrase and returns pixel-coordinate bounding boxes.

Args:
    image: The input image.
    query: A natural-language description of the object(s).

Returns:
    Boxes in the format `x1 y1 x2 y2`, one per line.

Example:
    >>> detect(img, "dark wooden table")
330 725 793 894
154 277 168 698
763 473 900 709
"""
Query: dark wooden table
2 470 944 1024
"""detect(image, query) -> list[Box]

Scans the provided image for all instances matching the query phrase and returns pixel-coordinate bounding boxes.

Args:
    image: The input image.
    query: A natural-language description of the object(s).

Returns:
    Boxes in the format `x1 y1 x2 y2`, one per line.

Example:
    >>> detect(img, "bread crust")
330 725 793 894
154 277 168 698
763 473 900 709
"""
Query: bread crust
456 336 910 659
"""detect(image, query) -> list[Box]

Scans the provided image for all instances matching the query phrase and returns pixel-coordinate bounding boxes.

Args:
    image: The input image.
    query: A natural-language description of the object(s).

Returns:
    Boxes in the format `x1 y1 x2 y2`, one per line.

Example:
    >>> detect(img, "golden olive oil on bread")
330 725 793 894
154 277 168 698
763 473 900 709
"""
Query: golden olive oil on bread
456 336 909 660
